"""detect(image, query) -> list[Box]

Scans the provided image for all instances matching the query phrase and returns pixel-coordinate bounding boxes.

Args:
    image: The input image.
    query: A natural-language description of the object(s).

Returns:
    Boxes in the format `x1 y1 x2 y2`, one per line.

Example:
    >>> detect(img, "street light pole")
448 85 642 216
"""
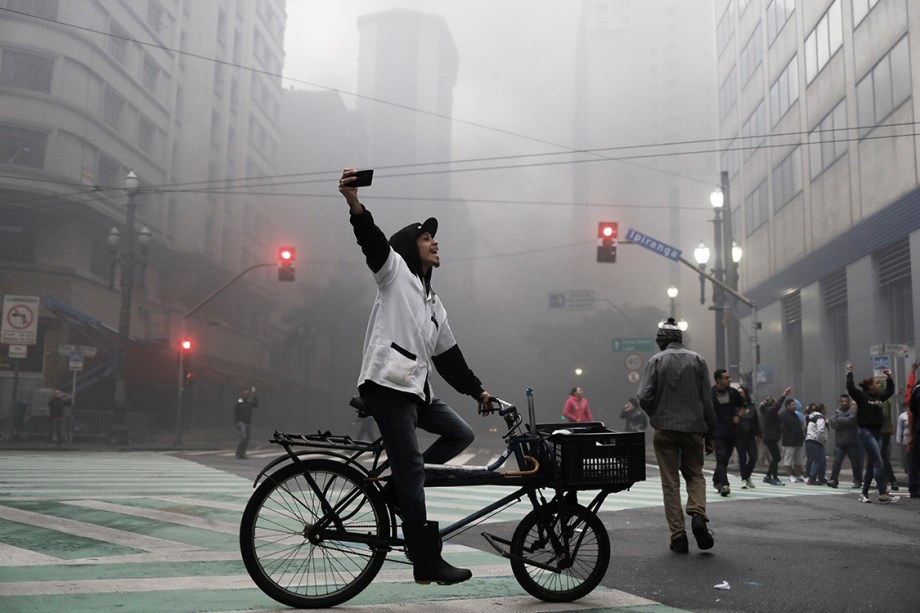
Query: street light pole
111 170 139 445
719 170 742 380
667 286 679 318
710 188 726 371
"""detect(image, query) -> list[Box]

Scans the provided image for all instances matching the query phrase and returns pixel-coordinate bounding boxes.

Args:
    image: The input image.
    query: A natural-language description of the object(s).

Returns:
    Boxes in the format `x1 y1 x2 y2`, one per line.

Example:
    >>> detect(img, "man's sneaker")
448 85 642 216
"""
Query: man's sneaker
691 514 714 550
851 481 862 489
741 480 749 489
858 493 872 503
762 476 774 484
771 478 786 486
670 534 689 553
719 485 730 497
745 478 756 489
826 479 838 489
806 479 819 486
878 494 900 504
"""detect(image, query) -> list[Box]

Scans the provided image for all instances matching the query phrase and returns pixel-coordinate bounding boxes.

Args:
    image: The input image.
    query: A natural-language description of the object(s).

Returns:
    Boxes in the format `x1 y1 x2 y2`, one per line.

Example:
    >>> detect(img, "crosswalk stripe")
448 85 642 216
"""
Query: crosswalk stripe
0 504 201 554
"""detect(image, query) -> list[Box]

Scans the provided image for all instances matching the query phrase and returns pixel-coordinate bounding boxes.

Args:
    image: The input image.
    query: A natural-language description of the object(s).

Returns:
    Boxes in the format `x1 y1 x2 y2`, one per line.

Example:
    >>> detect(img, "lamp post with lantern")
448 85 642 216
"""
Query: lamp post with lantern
109 170 144 445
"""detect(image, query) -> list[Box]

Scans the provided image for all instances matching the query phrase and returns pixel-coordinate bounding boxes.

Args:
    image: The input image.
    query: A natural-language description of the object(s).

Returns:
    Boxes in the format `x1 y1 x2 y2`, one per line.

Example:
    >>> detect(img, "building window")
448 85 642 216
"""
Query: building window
98 154 119 188
856 36 911 135
770 55 798 126
744 179 769 236
782 291 804 392
876 239 913 344
102 87 124 131
0 224 29 262
822 270 849 374
853 0 880 27
146 0 165 32
773 146 802 212
0 124 47 167
137 116 155 154
8 0 59 19
809 99 848 178
739 23 763 85
721 137 742 180
0 49 53 93
142 56 159 93
108 21 129 64
742 101 765 160
805 0 842 84
716 2 736 56
766 0 794 45
719 67 737 120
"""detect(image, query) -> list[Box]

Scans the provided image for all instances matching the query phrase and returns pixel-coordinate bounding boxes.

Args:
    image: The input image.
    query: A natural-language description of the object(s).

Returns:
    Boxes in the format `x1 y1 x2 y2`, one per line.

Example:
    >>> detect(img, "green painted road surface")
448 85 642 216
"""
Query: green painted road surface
0 452 847 612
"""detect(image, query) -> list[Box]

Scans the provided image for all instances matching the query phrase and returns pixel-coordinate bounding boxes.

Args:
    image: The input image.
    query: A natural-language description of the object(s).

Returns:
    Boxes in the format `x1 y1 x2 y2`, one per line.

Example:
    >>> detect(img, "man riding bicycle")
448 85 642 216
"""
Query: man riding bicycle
338 168 490 585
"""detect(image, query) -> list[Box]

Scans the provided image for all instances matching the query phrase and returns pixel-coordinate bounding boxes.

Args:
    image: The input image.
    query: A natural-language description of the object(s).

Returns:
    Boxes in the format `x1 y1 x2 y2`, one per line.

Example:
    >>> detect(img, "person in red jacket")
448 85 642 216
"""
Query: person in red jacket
563 387 594 423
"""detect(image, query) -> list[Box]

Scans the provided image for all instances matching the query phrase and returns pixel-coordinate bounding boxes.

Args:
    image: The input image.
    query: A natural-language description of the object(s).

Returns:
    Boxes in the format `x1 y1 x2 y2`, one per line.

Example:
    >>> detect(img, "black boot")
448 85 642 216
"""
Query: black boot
402 522 472 585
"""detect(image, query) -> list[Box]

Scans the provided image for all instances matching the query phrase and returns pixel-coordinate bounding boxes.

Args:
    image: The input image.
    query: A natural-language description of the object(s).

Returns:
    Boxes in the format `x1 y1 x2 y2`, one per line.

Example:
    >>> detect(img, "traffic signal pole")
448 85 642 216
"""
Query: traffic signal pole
172 261 275 447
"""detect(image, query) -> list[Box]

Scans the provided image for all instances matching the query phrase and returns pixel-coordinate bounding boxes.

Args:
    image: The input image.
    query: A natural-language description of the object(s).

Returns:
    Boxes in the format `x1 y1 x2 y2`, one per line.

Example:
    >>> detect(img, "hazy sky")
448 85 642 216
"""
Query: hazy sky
282 1 583 158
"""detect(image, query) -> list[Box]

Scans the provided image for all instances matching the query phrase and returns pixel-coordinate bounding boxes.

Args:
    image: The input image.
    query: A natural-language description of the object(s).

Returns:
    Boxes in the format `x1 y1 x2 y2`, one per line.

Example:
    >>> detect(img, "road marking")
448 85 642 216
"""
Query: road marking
64 500 240 534
0 504 202 555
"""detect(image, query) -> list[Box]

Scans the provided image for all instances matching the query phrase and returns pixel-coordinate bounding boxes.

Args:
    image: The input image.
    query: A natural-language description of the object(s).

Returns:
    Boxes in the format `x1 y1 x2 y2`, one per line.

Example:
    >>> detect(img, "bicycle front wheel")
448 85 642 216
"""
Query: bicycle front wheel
239 459 390 609
509 502 610 602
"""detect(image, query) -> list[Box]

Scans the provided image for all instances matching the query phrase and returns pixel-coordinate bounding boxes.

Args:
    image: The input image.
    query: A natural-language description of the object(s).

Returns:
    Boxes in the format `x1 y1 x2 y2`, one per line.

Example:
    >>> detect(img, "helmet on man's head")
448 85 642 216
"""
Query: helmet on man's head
656 317 682 350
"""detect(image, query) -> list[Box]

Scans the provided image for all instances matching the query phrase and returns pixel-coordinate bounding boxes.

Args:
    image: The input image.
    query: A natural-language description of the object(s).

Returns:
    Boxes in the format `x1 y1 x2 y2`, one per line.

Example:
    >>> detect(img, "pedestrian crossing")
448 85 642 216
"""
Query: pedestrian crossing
0 450 848 612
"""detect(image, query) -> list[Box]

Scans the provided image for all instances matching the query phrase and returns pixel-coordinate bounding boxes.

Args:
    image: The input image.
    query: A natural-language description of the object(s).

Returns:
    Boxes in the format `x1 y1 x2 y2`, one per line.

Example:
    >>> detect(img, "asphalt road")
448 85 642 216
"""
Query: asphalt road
199 448 920 613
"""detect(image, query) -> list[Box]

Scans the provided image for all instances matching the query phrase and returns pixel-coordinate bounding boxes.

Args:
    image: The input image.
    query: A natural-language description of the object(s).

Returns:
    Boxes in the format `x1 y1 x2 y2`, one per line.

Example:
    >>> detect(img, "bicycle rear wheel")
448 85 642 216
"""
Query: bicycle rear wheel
509 502 610 602
239 459 390 609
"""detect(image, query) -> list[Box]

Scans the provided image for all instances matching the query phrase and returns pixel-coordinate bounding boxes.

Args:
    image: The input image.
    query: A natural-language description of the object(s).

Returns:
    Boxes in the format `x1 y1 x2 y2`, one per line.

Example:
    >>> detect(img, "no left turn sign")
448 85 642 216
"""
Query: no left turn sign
2 295 39 345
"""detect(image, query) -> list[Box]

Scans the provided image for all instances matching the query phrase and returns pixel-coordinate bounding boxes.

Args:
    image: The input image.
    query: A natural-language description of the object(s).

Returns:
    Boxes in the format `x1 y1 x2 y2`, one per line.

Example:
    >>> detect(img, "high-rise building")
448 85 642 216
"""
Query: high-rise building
572 0 719 345
715 0 919 402
0 0 292 439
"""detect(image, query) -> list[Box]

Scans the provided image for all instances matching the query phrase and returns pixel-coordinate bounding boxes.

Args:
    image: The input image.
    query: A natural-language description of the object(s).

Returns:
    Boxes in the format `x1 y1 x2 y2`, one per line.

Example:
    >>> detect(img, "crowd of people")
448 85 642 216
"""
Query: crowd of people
709 363 916 505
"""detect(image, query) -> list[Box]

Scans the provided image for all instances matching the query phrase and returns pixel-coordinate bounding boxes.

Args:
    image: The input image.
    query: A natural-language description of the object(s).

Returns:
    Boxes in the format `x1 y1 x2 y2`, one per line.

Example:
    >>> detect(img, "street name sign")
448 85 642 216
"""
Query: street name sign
548 290 596 311
2 295 39 345
625 228 682 262
613 337 657 352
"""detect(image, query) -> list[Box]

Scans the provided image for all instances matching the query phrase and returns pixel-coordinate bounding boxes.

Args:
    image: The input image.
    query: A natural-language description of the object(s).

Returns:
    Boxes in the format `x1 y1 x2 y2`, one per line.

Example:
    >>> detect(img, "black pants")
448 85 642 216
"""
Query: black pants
735 436 758 480
764 439 781 480
909 425 920 497
712 436 735 487
362 385 474 525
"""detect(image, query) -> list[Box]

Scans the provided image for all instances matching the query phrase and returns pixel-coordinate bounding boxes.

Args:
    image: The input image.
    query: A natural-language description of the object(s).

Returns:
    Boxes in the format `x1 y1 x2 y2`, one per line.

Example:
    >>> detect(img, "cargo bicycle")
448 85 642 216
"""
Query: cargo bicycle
239 388 645 609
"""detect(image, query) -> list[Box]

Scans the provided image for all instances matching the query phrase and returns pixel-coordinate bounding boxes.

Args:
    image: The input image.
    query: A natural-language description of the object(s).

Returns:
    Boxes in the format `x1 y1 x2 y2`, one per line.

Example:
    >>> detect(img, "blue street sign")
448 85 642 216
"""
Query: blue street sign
625 228 682 261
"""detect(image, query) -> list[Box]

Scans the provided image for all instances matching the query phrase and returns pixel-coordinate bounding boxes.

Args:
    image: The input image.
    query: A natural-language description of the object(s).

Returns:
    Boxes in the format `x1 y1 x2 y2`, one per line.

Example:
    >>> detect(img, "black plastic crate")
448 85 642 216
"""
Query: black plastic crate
536 424 645 488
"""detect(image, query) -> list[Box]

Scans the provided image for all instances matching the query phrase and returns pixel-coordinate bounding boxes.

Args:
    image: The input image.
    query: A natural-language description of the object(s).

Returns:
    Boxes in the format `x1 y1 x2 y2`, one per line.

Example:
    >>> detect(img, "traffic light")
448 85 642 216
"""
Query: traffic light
597 221 617 263
182 365 195 387
179 338 194 387
278 246 295 281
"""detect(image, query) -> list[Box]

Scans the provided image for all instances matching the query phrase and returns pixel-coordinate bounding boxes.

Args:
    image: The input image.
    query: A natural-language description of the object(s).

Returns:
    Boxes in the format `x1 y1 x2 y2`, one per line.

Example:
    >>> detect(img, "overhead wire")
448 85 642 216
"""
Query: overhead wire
2 7 918 214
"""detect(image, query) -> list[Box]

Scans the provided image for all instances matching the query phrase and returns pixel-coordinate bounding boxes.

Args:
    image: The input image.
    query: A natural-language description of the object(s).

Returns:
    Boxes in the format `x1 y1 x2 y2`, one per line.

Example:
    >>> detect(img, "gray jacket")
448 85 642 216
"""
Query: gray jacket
829 405 858 447
636 342 715 436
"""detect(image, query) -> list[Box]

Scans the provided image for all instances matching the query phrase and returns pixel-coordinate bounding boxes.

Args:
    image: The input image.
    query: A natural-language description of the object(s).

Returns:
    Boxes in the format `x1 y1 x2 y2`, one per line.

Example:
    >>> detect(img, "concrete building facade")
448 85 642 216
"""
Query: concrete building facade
715 0 919 404
0 0 295 441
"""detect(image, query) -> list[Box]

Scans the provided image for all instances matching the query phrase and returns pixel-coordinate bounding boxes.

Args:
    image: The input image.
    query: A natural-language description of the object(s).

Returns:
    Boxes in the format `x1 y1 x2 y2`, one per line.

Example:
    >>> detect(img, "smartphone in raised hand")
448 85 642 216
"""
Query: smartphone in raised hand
351 169 374 187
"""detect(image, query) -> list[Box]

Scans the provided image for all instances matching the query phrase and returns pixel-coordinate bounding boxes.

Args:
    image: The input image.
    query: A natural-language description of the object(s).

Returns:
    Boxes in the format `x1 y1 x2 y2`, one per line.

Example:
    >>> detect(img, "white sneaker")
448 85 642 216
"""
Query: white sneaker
858 493 872 503
741 480 749 489
878 494 900 504
745 478 756 489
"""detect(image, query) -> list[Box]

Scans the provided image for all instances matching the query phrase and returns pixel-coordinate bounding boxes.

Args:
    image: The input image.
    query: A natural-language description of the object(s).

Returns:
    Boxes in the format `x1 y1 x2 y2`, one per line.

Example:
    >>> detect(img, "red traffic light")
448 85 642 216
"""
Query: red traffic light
598 222 617 239
278 245 296 282
597 222 617 263
180 339 192 352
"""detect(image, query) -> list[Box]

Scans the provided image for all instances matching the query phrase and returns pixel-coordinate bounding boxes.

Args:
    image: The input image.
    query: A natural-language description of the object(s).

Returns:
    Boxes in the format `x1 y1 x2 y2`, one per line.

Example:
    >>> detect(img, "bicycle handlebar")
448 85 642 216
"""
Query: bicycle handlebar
478 396 518 417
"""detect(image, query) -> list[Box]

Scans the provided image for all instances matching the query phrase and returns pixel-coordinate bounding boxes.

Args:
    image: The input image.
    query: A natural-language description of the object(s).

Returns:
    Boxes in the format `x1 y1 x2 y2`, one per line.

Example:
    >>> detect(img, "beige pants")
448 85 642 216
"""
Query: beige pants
653 429 708 542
